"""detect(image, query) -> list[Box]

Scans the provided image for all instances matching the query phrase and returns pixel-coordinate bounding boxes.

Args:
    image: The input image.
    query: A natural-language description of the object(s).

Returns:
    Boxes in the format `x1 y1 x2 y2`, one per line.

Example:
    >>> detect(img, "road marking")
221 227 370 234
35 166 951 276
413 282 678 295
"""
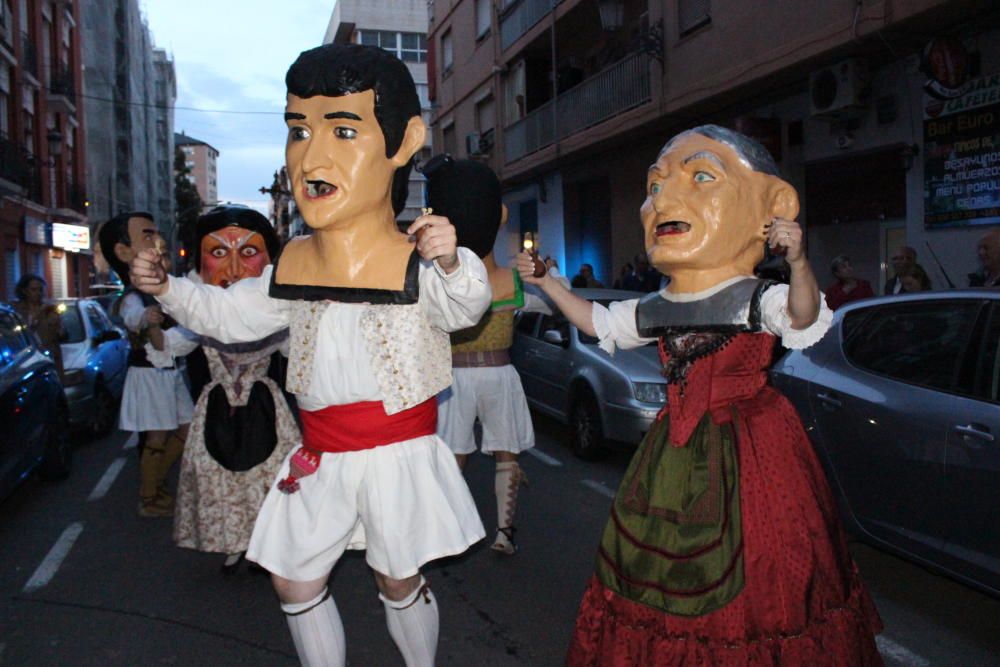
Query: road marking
525 447 563 467
582 479 616 499
23 522 84 593
88 457 127 501
876 636 930 667
122 433 138 450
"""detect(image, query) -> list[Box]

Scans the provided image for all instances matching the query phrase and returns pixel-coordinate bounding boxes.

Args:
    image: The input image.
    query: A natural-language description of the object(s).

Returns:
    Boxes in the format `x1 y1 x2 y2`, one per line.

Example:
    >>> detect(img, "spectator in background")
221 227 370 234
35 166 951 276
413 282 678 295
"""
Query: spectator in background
543 256 571 289
969 229 1000 287
614 262 636 290
897 266 929 293
635 255 662 292
885 246 931 294
825 255 874 310
12 274 63 376
572 263 604 288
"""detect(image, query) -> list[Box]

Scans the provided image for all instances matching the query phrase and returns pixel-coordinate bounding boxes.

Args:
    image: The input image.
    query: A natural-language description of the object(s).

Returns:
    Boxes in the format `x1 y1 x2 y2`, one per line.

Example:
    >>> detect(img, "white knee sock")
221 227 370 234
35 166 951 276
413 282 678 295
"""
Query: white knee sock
281 588 346 667
379 577 438 667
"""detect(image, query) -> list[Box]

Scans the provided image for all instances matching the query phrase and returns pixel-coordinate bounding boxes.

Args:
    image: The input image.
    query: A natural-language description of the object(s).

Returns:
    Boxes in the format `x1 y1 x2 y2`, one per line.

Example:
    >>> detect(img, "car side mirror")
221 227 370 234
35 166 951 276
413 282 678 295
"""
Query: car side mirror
542 329 568 347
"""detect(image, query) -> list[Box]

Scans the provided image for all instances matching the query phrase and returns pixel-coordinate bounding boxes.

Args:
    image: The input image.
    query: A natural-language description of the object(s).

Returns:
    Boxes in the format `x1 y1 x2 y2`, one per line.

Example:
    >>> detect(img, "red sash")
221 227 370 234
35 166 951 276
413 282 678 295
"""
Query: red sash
277 398 437 494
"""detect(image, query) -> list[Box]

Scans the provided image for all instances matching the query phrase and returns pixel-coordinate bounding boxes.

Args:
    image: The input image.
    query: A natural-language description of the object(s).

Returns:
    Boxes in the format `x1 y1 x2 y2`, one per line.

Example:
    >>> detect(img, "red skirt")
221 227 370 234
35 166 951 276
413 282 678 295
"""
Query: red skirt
567 388 884 666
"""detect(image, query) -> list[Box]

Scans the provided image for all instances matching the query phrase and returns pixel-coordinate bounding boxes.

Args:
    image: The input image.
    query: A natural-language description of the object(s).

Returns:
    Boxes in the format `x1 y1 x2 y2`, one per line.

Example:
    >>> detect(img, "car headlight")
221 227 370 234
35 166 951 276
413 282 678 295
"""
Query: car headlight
62 369 86 387
633 382 666 404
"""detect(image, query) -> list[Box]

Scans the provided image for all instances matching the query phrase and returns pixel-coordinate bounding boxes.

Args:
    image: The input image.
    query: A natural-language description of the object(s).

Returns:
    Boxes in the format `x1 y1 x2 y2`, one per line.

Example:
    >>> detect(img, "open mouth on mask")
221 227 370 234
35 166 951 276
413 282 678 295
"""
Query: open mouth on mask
656 221 691 236
305 179 338 199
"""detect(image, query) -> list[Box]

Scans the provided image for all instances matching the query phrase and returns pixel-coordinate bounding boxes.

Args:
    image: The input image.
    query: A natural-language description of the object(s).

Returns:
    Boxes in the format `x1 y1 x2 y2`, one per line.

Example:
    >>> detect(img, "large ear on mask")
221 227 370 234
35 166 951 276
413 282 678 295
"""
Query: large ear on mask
113 241 135 265
768 179 800 221
390 115 427 167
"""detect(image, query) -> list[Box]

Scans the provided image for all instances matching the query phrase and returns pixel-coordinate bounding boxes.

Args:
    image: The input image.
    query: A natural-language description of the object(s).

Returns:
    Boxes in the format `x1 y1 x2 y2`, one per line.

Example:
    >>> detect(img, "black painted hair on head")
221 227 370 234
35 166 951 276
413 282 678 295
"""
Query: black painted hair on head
424 157 502 258
98 211 154 286
194 205 281 271
286 44 421 217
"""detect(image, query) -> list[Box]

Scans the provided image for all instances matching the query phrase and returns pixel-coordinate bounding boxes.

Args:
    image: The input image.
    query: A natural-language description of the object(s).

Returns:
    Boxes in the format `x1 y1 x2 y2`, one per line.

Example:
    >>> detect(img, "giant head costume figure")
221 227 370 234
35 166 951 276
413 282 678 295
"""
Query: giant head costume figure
278 45 424 273
642 125 799 292
98 211 165 286
424 156 503 260
195 205 280 287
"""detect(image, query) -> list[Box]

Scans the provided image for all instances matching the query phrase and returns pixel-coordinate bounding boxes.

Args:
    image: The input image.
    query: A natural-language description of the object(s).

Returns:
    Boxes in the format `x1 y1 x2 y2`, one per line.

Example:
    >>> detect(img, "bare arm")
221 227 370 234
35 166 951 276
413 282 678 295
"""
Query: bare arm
515 252 596 336
769 218 820 329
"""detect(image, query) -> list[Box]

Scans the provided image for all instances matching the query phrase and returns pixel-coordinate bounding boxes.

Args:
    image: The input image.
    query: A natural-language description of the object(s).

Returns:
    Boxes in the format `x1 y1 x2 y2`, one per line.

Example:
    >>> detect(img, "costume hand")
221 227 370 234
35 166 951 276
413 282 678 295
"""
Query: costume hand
766 218 804 264
129 248 169 296
144 306 164 327
516 251 548 286
407 214 459 273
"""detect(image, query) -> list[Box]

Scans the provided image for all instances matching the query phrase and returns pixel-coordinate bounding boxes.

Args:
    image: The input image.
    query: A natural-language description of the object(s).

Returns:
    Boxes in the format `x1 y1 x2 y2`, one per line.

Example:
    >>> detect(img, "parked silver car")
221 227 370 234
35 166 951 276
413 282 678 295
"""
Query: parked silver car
511 288 666 459
771 289 999 597
57 298 130 437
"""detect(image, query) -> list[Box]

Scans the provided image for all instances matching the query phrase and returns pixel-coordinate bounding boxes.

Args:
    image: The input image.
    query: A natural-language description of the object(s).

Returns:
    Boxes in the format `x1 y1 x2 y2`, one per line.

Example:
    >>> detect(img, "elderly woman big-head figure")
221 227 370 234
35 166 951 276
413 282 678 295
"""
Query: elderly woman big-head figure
516 125 883 664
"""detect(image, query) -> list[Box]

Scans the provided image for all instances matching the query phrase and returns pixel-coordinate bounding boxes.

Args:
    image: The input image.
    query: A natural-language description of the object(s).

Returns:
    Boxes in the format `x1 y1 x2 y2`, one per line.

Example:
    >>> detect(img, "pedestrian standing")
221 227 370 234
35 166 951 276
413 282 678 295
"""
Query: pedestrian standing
969 229 1000 287
12 274 63 377
825 254 874 310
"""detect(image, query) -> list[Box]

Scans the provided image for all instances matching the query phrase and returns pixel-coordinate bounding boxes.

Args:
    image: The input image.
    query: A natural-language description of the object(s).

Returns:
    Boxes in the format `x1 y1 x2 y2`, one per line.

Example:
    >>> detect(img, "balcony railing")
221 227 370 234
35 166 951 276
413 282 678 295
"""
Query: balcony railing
504 50 652 164
500 0 558 51
49 67 77 109
21 32 37 78
0 134 33 193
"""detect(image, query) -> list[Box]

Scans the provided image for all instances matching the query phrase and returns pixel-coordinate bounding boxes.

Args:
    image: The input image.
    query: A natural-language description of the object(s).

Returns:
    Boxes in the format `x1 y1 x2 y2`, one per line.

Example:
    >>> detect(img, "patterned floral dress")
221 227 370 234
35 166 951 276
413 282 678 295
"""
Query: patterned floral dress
173 340 299 554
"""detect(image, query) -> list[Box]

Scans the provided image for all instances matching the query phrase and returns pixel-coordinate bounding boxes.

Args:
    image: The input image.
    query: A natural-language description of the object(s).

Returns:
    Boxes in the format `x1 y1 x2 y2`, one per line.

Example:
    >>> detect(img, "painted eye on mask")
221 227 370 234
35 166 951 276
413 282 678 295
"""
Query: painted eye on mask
210 248 228 258
289 127 310 141
335 127 357 140
694 171 715 183
240 246 260 258
650 183 662 195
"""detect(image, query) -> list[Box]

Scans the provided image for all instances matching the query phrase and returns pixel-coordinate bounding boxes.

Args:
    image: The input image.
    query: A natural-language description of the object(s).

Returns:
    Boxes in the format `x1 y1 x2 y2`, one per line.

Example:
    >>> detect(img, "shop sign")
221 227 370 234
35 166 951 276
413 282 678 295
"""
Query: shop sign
923 72 1000 228
52 223 90 253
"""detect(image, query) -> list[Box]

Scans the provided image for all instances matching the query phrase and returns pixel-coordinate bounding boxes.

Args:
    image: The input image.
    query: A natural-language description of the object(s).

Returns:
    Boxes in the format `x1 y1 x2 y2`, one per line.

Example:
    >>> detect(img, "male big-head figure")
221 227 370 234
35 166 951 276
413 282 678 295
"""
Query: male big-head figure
129 44 491 667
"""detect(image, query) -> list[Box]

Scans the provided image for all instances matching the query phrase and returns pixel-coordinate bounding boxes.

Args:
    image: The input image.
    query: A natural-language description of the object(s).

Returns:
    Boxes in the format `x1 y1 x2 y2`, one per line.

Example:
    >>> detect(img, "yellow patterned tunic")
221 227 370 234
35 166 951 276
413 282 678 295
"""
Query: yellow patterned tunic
450 270 524 353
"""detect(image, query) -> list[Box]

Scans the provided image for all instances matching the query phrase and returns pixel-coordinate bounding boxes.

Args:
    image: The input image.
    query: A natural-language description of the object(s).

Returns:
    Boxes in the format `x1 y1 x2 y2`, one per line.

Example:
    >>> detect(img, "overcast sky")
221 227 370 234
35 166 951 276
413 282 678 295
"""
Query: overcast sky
141 0 334 212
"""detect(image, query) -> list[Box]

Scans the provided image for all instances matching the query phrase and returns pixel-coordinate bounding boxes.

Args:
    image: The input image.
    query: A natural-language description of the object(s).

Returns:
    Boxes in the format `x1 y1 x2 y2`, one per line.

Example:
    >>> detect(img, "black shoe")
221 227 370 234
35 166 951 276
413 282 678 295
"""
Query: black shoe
220 552 245 575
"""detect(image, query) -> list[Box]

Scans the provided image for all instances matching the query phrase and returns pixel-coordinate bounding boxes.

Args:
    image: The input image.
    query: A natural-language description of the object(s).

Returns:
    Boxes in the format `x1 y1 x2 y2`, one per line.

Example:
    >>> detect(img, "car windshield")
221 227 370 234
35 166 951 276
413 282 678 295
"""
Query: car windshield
578 299 657 347
59 304 86 343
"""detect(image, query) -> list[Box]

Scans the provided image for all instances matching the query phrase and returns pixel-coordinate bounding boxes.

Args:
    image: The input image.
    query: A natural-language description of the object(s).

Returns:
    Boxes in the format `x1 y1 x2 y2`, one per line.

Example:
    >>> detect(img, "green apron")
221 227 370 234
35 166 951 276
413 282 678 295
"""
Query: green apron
595 412 744 616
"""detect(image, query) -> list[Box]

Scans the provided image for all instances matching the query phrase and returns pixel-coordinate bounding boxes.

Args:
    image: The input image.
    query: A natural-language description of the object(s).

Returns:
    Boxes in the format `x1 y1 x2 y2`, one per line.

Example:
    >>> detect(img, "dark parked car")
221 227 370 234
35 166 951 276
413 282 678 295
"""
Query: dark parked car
57 298 129 436
771 289 999 596
511 288 666 459
0 303 72 499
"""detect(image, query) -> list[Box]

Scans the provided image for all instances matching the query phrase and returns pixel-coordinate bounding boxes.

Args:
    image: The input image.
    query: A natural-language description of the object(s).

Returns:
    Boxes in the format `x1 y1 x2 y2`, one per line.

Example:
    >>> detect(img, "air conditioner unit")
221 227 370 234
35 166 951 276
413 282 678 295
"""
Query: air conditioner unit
809 59 870 118
466 132 483 156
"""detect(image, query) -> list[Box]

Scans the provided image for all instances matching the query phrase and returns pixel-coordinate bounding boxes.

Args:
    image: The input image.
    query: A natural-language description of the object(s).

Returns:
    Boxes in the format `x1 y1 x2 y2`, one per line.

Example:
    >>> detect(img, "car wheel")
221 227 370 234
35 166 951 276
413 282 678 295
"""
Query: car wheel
39 406 72 481
91 384 117 438
569 389 608 461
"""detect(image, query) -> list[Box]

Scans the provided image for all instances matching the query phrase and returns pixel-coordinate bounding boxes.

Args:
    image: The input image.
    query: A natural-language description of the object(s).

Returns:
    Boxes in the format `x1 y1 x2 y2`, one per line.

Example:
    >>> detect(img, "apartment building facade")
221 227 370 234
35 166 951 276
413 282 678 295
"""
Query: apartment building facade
175 131 218 206
81 0 176 286
430 0 1000 291
323 0 433 225
0 0 90 301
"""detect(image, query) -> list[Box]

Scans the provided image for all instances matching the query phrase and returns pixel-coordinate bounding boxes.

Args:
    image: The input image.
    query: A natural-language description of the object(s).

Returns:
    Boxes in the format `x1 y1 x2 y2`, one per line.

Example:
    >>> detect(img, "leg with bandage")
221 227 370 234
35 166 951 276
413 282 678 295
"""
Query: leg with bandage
492 453 526 554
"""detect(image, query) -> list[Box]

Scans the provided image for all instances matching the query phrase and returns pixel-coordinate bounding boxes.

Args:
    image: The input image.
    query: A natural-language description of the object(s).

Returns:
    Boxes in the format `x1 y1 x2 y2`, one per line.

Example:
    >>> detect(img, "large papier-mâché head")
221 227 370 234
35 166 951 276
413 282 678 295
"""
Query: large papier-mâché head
284 44 424 230
195 205 280 287
642 125 798 280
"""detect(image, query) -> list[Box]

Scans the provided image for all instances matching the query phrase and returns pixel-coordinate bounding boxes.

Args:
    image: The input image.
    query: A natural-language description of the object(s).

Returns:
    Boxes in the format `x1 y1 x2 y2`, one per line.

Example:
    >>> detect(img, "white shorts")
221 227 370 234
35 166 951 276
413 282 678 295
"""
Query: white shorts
246 434 485 582
119 366 194 432
436 365 535 456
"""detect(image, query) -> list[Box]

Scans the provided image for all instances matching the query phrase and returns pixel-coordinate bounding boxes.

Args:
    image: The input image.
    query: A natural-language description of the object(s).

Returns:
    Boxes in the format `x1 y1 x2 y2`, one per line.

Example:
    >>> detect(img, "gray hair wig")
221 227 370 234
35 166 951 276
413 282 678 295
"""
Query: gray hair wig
660 124 780 177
